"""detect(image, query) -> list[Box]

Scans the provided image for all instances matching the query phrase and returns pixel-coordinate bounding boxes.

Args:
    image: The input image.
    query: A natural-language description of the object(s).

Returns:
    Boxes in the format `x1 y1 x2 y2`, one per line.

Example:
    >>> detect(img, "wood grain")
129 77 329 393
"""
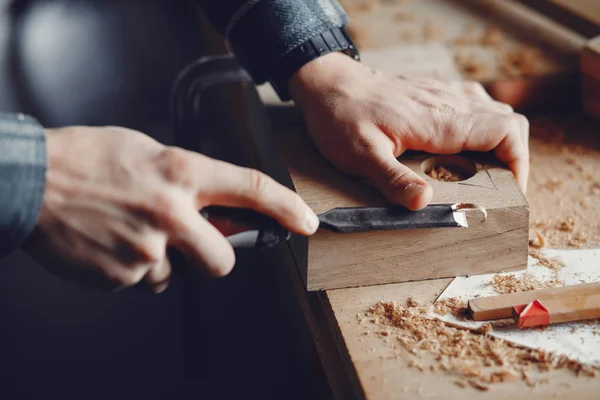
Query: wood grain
520 0 600 38
546 293 600 324
469 281 600 321
550 0 600 28
278 126 529 291
581 36 600 121
513 293 600 327
323 281 600 400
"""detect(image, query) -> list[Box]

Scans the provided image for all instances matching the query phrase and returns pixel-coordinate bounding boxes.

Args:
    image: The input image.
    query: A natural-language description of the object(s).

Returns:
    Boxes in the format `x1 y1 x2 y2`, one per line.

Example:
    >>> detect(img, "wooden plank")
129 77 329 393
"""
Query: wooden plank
321 280 600 399
470 0 586 53
278 125 529 291
469 281 600 321
260 0 584 111
551 0 600 28
581 36 600 121
513 293 600 328
545 293 600 324
519 0 600 38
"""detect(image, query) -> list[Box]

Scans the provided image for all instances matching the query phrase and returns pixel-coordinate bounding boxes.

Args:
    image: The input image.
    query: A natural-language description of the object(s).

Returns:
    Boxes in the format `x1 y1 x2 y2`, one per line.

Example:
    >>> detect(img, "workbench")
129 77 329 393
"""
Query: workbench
258 1 600 398
266 109 600 400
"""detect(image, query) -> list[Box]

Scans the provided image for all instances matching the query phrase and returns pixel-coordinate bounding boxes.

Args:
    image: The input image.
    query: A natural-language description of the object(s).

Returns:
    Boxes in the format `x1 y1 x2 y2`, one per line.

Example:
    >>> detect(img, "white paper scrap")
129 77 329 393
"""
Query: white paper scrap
433 248 600 366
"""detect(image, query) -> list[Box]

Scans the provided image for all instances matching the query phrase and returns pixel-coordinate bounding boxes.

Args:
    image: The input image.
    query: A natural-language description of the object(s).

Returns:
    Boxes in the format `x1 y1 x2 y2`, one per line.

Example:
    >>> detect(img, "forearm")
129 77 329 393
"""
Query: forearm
198 0 349 84
0 112 47 256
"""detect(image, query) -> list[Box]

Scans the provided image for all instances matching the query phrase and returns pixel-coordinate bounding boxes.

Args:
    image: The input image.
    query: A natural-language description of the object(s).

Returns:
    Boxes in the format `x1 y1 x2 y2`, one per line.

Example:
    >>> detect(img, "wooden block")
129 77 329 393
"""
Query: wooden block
278 126 529 291
519 0 600 38
512 293 600 328
469 281 600 321
581 36 600 121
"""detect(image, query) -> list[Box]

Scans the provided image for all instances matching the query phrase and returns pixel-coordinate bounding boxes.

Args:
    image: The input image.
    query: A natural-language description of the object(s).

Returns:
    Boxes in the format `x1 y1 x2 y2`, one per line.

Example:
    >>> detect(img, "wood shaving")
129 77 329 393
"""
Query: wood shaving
480 25 504 47
433 297 467 317
406 297 419 308
568 232 589 249
450 24 478 47
500 47 545 77
399 29 417 43
393 10 413 21
423 21 443 42
529 248 566 272
468 380 490 391
528 231 546 249
451 34 475 47
358 0 379 13
543 177 564 192
479 323 493 334
427 165 467 182
527 114 600 249
368 301 600 389
458 59 491 80
559 217 576 232
490 273 561 295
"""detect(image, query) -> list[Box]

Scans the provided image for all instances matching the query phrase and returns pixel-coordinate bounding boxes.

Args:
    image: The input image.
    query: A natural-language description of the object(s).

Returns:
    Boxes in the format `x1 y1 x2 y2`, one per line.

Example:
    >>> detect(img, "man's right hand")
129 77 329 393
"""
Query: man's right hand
23 126 319 293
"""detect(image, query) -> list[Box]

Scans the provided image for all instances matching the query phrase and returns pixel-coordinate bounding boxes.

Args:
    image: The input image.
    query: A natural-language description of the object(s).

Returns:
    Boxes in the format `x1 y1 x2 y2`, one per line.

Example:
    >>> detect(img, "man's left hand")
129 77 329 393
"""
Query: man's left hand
289 53 529 211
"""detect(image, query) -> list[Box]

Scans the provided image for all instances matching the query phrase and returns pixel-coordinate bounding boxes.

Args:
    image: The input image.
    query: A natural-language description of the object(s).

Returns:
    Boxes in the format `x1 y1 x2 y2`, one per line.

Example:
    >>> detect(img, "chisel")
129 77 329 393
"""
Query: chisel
202 203 487 249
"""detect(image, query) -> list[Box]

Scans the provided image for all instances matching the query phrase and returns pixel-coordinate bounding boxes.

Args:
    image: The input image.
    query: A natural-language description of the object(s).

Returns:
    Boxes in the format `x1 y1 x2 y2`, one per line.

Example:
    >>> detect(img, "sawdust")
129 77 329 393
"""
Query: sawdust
481 25 504 47
528 231 546 249
366 301 600 390
357 0 379 13
423 21 444 42
449 24 479 47
427 165 468 182
433 297 467 317
393 9 413 21
500 47 542 76
527 114 600 249
340 0 564 82
406 296 419 308
454 54 493 81
528 248 566 272
490 273 562 295
347 25 372 48
398 29 417 43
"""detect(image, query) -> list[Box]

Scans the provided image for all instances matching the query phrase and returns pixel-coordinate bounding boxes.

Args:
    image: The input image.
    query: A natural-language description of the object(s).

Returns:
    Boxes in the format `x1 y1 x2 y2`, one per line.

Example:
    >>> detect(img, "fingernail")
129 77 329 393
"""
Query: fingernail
153 282 169 294
404 183 426 208
304 210 320 234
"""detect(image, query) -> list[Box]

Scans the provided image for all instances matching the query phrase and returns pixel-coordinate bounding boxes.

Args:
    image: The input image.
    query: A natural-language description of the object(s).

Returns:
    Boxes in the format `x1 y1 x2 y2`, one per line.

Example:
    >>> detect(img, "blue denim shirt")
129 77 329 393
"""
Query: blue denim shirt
0 0 348 255
0 112 46 256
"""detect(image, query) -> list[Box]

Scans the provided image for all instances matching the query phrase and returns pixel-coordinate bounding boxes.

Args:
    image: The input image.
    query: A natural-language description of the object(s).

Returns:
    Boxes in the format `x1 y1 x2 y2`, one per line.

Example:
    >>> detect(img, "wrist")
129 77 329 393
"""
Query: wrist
289 52 356 105
269 26 359 102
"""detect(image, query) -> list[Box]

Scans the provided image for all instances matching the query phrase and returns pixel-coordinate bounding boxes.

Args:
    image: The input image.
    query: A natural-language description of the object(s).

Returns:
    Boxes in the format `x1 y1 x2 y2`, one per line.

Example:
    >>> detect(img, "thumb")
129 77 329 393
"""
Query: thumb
365 142 433 210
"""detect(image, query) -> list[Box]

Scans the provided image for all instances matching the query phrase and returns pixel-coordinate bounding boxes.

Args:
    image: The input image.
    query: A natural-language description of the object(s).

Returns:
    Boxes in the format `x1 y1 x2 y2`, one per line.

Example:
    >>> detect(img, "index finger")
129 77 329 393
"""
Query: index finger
463 112 529 192
192 156 320 236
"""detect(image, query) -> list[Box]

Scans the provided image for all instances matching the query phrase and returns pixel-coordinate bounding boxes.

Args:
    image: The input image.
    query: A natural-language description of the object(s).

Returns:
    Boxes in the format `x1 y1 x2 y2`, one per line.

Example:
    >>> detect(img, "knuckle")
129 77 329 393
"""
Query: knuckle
206 250 236 278
381 164 412 190
246 169 271 202
351 132 379 157
158 147 195 187
148 192 180 227
134 234 164 264
513 113 529 129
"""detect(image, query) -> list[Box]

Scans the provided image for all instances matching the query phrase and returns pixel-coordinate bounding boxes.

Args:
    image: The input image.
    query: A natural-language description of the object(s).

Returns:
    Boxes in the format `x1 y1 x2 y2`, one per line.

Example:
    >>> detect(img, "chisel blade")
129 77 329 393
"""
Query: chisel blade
317 203 485 233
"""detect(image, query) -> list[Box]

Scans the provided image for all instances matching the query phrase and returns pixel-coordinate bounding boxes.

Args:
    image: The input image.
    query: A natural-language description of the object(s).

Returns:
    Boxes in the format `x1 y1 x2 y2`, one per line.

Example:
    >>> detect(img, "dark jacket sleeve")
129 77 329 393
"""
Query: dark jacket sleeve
199 0 349 84
0 112 47 256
